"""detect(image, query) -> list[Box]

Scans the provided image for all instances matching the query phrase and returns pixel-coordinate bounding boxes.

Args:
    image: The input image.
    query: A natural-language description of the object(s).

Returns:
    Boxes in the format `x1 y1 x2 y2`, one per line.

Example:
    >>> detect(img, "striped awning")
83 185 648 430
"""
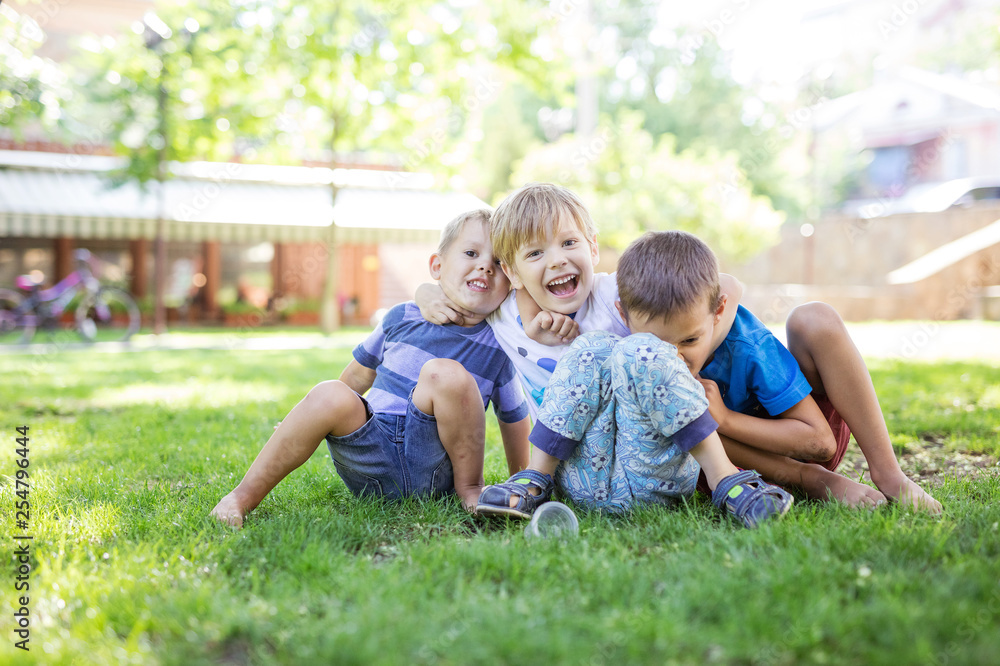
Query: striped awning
0 152 488 245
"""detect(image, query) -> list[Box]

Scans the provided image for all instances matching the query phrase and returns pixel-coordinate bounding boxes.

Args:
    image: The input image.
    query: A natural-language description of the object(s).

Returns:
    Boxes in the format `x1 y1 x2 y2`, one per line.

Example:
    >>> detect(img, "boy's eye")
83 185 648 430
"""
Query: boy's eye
494 258 502 266
525 249 541 259
563 239 577 248
465 250 477 258
681 338 698 345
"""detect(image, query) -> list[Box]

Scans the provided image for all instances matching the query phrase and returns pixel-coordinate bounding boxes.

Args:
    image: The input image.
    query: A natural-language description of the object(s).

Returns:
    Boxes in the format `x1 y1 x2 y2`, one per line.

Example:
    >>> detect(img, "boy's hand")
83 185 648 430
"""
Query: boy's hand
415 282 476 326
697 377 730 430
526 310 580 346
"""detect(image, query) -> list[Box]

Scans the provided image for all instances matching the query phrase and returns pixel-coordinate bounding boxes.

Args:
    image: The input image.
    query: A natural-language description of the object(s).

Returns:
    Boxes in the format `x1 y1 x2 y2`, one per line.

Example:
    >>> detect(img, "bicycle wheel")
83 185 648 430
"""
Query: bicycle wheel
0 288 34 344
75 287 140 342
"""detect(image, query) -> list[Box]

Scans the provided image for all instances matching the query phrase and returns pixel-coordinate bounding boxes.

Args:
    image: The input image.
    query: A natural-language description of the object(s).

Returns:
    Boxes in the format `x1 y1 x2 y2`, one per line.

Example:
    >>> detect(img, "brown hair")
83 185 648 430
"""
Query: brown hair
437 209 492 254
490 183 597 267
616 231 720 323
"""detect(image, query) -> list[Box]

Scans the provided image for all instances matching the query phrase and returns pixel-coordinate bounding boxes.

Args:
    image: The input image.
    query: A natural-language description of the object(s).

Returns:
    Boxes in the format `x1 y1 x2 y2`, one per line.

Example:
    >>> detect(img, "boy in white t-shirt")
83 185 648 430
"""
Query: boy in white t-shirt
419 183 792 528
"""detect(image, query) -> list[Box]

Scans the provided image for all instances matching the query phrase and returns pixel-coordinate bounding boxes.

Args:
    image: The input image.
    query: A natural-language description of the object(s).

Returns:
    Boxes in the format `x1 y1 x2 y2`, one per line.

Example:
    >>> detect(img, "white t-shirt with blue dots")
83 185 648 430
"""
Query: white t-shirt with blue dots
488 272 631 419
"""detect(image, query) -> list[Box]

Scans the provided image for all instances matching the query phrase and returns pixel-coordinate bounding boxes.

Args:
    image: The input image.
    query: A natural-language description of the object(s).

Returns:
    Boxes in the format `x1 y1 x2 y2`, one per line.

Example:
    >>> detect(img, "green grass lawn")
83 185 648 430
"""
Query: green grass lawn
1 347 999 665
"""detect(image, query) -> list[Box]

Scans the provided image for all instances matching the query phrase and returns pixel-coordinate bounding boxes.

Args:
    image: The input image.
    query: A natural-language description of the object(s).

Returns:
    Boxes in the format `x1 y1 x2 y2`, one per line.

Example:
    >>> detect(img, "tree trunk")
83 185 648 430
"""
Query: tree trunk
320 115 343 334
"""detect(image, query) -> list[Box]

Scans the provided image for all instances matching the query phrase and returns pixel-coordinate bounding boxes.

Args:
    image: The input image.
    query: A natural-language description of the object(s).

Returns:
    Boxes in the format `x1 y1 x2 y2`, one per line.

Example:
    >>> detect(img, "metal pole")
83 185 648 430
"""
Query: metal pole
153 43 168 335
574 0 597 137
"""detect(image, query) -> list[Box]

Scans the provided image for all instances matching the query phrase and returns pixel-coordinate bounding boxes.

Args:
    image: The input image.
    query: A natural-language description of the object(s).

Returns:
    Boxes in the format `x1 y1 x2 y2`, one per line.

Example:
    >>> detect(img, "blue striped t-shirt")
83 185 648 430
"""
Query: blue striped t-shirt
353 302 529 424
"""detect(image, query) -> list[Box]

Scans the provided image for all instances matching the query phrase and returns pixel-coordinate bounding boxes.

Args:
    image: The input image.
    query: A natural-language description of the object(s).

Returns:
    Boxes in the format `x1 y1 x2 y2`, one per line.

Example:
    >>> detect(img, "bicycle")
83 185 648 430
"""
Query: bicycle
0 249 141 344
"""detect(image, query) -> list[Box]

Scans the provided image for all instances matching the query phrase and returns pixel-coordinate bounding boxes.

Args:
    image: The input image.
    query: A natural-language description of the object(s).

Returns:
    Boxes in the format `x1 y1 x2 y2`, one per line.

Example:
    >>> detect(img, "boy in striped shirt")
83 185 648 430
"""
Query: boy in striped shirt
212 210 530 526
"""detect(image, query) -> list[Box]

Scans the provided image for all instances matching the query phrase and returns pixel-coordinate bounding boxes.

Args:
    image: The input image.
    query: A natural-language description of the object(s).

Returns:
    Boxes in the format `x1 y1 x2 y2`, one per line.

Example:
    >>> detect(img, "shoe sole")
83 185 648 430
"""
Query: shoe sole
475 503 533 519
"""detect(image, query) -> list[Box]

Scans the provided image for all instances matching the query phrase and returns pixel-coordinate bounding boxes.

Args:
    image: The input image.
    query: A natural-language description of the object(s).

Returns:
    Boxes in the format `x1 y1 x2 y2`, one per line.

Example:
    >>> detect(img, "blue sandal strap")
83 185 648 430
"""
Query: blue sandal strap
476 470 554 518
711 470 760 508
712 470 793 528
507 469 553 491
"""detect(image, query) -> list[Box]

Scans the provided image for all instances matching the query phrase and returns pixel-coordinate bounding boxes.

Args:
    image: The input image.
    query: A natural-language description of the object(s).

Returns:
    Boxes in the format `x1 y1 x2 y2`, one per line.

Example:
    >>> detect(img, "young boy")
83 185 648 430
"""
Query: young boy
211 210 531 526
419 184 793 528
614 230 941 513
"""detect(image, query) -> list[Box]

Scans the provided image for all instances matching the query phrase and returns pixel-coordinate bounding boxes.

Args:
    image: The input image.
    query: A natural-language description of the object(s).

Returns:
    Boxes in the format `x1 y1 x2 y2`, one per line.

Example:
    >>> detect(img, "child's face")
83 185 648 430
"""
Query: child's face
501 212 599 315
430 220 510 319
620 299 724 375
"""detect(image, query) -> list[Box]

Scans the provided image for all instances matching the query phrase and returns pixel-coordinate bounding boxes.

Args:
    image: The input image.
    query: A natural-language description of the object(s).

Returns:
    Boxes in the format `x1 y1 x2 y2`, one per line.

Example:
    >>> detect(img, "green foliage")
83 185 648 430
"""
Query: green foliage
277 297 321 314
510 111 784 262
221 300 267 315
583 3 803 217
0 7 67 137
63 0 550 186
910 5 1000 75
472 79 547 202
66 3 286 186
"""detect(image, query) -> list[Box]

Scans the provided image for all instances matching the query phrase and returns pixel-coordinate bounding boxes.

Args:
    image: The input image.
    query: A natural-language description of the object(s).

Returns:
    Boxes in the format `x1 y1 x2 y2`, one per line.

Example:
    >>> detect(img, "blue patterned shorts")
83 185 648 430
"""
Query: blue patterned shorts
537 331 708 512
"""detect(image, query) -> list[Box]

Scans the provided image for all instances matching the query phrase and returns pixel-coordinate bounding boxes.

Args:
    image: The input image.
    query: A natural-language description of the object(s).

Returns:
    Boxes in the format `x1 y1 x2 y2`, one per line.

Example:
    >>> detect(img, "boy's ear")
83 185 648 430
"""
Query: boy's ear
713 293 727 324
590 235 600 266
429 253 443 280
614 300 628 324
500 262 523 290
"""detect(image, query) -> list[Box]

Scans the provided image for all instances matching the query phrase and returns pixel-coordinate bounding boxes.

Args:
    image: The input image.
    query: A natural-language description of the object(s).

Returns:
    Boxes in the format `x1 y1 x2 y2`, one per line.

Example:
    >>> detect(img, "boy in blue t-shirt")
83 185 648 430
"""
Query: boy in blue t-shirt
211 210 530 526
615 231 941 512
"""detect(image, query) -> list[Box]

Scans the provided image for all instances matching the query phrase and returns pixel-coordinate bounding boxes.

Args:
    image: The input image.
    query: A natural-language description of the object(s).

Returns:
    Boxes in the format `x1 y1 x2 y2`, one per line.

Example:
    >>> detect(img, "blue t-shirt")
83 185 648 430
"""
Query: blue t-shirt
700 305 813 416
353 302 529 424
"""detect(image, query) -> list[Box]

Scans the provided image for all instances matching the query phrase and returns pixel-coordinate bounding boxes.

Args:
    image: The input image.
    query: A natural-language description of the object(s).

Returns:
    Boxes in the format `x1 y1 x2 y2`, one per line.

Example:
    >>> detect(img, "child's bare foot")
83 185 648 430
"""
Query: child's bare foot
801 466 887 509
211 493 247 527
456 485 484 513
873 473 942 514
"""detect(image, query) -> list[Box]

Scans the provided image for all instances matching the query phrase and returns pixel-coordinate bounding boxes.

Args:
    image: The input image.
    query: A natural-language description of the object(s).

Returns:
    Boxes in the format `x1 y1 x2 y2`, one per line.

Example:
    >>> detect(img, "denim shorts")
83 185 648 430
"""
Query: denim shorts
325 389 454 500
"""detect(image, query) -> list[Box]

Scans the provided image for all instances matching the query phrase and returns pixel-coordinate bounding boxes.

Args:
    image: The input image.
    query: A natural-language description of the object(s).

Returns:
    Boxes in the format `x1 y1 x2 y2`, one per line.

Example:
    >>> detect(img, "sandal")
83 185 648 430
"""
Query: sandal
476 469 554 519
712 470 793 528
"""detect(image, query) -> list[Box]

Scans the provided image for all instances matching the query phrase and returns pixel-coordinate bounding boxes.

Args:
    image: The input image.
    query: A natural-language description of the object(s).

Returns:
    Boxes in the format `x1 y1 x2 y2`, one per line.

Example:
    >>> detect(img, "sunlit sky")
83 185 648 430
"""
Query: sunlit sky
656 0 998 91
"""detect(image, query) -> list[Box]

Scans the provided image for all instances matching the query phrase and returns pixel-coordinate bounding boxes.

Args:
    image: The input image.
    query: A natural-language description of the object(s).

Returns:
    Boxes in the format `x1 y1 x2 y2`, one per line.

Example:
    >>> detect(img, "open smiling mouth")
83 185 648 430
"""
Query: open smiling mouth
547 275 578 296
467 279 489 292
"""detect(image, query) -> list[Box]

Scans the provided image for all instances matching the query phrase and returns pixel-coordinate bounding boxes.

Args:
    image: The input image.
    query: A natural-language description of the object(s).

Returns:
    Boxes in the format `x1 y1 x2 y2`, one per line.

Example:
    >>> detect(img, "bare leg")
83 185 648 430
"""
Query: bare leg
411 359 486 512
786 303 941 513
211 380 368 527
720 435 886 508
689 432 740 491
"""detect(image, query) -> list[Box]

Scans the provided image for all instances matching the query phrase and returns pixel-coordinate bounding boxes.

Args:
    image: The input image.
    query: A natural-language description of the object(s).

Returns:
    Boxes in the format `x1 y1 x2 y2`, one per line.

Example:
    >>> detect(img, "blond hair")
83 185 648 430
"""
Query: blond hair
616 231 720 323
437 209 492 254
490 183 597 267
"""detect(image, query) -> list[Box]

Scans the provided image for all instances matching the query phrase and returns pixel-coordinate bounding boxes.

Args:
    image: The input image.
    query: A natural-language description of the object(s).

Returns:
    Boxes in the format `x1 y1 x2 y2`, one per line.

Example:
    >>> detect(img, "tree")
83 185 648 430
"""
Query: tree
69 0 546 331
594 7 801 217
262 0 548 329
0 6 67 140
65 3 279 331
507 0 803 218
509 111 783 264
468 77 546 203
69 4 278 185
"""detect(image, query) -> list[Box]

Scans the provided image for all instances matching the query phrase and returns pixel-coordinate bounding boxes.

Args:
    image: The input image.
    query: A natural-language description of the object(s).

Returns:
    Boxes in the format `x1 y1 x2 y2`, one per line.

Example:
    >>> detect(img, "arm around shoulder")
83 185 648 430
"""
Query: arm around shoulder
718 273 743 333
415 282 475 326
